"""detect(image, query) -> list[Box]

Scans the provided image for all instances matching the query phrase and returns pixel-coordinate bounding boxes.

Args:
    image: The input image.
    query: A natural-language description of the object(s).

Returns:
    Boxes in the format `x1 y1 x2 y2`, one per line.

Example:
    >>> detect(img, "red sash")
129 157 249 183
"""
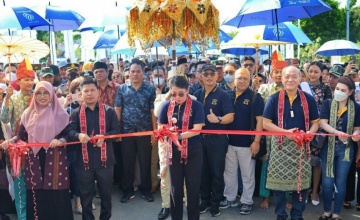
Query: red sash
80 102 107 170
277 89 310 152
167 96 192 164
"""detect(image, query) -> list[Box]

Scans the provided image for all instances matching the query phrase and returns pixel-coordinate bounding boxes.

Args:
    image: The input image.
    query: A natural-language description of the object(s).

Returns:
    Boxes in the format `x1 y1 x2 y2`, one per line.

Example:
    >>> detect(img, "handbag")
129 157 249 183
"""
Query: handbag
250 92 267 160
310 128 327 149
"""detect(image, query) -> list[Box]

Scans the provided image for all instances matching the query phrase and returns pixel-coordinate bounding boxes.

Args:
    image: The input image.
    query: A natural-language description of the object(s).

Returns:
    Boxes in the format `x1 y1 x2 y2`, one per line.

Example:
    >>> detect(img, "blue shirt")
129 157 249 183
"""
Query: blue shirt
320 99 360 133
114 82 156 133
228 88 264 147
194 86 234 130
158 99 205 145
263 91 319 131
189 81 202 95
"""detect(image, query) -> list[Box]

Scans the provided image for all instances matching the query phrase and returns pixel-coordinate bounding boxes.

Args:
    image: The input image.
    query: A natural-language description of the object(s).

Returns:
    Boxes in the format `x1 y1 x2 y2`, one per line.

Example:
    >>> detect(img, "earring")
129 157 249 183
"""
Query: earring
48 102 52 107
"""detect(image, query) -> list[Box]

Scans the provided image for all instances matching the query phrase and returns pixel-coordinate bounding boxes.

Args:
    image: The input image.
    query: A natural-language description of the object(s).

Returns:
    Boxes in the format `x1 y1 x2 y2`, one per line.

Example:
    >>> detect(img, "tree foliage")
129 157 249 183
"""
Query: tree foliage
298 0 360 62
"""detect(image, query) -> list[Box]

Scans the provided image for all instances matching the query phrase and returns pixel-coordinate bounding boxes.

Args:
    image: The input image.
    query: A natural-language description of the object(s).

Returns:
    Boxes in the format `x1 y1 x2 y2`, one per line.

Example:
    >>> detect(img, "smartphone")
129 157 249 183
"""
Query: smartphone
350 55 356 64
71 92 81 102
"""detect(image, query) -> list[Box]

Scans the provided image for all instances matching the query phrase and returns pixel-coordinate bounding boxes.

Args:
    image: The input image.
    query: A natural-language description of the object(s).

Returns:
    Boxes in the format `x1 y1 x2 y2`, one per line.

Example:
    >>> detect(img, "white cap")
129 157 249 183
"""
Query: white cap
0 83 7 93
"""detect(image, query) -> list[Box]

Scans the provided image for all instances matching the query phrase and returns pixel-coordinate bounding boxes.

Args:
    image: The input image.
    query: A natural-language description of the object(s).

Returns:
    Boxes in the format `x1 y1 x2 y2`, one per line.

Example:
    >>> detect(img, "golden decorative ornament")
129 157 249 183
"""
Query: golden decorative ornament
127 0 220 52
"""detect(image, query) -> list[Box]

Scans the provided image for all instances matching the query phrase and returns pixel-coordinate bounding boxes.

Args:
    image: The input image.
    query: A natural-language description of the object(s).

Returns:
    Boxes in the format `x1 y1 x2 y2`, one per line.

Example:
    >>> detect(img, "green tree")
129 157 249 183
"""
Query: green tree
300 0 346 45
350 6 360 42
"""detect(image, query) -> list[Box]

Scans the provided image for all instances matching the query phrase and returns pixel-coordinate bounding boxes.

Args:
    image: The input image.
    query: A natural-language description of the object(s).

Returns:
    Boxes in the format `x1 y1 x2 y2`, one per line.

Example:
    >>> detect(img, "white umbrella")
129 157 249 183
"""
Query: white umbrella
316 40 360 56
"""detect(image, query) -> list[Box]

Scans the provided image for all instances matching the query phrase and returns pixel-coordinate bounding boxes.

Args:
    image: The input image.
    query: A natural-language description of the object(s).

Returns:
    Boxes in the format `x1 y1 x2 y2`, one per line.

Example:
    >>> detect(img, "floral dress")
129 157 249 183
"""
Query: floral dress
307 82 332 166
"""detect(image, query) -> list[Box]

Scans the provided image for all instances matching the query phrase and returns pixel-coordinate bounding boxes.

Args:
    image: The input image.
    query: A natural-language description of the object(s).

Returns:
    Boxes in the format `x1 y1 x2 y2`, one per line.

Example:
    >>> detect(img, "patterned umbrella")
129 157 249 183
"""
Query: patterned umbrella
127 0 220 76
0 36 50 81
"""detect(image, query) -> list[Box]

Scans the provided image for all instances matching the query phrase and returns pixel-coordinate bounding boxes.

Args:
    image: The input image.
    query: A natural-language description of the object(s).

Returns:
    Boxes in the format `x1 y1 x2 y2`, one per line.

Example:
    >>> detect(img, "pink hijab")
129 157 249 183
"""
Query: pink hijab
21 81 69 155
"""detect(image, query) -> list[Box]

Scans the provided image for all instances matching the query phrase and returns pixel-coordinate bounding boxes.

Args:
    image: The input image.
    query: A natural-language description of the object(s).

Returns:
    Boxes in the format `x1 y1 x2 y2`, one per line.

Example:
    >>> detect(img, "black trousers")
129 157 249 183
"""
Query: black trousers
170 143 202 220
113 141 122 187
121 136 152 194
76 166 113 220
200 134 228 206
26 189 73 220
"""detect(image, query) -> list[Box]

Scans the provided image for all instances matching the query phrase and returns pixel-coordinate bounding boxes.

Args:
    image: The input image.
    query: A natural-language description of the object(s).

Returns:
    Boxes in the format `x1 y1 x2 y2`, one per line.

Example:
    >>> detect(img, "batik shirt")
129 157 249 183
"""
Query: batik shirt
98 81 119 107
0 91 32 134
258 83 282 104
115 82 156 133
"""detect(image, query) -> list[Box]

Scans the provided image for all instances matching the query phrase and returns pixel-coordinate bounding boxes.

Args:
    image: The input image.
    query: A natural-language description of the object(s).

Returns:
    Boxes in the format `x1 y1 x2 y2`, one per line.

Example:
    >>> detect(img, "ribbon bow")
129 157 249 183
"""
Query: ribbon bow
294 130 313 149
154 125 182 149
7 140 28 178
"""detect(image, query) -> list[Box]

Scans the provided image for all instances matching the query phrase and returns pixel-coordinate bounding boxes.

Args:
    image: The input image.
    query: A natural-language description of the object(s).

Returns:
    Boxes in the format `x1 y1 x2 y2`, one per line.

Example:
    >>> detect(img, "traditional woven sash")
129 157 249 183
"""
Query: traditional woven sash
80 102 107 170
167 96 192 164
278 89 310 152
327 99 354 177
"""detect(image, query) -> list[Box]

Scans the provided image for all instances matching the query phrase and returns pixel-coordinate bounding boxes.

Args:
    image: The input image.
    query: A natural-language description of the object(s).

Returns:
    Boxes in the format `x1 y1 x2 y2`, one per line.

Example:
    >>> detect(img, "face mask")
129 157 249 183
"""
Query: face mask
224 74 235 84
333 90 348 102
68 72 78 81
153 77 164 86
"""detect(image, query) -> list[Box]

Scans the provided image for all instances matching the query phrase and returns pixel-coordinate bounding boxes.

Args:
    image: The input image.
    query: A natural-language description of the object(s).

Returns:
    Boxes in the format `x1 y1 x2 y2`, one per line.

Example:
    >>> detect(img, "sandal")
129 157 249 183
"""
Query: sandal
356 204 360 211
318 213 331 220
343 201 352 209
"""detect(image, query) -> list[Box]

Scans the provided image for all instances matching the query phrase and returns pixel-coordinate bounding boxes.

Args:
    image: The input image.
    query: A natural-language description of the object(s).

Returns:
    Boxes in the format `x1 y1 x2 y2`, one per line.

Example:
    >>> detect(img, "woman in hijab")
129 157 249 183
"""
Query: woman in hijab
2 81 73 220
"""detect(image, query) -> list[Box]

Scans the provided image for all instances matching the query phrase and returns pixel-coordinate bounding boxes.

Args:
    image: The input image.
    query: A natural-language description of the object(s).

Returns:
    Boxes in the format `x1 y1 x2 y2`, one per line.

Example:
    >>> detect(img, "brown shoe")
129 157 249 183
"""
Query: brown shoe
151 186 158 194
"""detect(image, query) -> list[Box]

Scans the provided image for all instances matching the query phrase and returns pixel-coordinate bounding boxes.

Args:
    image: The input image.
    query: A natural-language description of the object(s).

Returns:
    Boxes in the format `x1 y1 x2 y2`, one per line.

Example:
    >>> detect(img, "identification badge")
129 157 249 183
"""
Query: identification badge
290 110 294 118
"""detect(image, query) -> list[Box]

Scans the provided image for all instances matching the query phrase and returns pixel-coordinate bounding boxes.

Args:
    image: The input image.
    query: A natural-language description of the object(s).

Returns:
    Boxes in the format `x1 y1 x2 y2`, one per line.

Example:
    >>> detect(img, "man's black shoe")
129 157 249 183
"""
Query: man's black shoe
141 191 155 202
276 216 287 220
158 208 170 219
120 192 135 203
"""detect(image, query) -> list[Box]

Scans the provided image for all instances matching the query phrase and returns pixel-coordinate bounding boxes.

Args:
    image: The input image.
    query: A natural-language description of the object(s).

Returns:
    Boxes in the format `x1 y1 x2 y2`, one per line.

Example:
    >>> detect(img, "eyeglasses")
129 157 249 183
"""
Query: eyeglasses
35 91 50 97
202 71 216 77
171 92 186 98
236 77 249 82
112 75 121 79
224 71 235 74
243 64 254 68
283 74 299 80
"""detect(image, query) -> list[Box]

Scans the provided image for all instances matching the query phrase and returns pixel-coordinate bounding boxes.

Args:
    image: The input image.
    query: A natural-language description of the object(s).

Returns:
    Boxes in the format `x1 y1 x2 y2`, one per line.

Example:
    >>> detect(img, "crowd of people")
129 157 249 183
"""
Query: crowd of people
0 51 359 220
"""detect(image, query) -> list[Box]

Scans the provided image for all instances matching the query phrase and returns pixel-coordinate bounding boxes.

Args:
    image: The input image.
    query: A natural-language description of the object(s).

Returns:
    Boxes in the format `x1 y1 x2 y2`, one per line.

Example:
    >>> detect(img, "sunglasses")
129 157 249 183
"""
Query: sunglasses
202 71 216 77
171 92 186 98
243 64 254 68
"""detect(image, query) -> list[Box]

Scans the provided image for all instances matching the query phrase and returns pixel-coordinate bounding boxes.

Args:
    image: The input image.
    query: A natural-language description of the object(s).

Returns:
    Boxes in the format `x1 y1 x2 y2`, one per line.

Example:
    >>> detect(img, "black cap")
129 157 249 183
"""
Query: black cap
177 57 187 66
201 64 217 72
92 61 107 71
329 65 345 78
66 63 79 71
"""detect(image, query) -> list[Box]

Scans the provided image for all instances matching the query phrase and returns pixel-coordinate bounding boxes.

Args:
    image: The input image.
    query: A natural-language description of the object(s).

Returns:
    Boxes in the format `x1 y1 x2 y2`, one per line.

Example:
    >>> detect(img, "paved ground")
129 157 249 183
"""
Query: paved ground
9 186 360 219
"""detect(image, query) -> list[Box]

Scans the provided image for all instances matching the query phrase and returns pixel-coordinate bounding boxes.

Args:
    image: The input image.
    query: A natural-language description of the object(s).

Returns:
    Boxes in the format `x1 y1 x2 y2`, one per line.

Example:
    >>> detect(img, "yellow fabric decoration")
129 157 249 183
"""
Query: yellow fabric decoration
127 0 220 53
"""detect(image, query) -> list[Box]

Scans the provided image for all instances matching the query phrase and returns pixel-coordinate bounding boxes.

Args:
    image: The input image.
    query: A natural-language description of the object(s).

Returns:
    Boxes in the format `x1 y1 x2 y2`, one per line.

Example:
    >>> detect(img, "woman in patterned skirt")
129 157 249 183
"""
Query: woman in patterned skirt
2 81 73 220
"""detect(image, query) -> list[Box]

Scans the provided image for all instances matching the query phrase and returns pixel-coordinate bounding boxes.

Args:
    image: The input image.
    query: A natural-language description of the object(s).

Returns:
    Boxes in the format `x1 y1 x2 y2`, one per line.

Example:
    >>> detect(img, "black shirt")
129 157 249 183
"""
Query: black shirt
68 103 120 169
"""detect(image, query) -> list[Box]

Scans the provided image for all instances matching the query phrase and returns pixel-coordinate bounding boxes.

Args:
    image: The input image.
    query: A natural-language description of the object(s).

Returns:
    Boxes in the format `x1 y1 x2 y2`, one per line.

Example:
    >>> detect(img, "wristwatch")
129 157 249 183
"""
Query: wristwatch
217 116 222 123
178 134 182 140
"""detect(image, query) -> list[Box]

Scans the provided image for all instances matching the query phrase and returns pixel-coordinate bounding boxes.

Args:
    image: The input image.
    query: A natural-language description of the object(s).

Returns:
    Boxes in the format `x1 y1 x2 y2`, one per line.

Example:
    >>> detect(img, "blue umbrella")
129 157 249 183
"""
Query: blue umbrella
0 6 50 30
94 29 126 49
262 22 311 44
316 40 360 56
111 33 137 56
221 46 268 56
224 0 332 35
33 5 85 31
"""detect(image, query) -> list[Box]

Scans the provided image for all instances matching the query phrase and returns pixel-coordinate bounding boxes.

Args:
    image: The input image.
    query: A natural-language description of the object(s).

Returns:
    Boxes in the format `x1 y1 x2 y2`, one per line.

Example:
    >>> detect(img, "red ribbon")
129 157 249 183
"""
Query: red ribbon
7 140 28 178
153 125 182 150
294 130 314 149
